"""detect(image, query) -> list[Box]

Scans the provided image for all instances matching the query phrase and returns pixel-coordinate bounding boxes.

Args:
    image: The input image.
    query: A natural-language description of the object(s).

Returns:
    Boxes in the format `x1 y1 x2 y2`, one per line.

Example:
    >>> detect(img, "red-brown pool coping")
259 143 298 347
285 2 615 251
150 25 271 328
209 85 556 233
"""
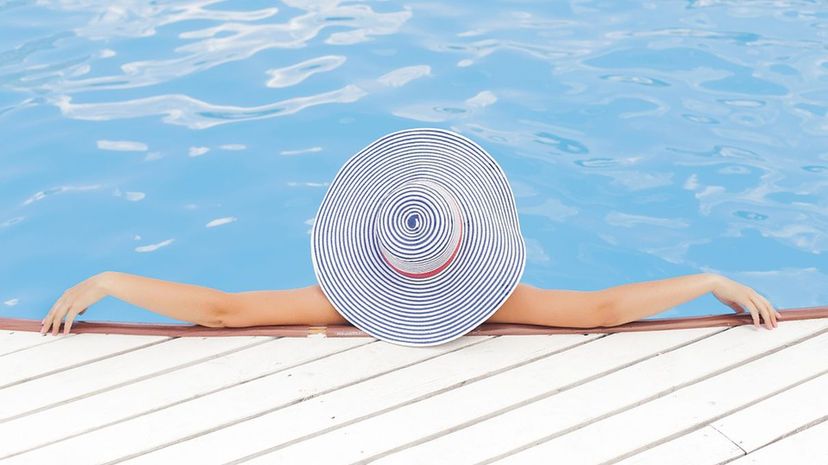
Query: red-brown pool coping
1 305 826 338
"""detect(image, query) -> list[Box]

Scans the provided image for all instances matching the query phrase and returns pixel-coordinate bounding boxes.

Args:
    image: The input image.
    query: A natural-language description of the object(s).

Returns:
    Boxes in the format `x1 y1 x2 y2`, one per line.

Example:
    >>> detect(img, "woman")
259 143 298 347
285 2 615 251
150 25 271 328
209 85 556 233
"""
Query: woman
39 129 782 338
40 271 780 337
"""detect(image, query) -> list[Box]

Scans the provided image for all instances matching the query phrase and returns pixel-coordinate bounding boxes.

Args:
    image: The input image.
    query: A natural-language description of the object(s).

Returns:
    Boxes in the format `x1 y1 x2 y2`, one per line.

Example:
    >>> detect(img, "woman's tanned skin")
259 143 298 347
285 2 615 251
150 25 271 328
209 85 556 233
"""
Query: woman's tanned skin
41 271 781 336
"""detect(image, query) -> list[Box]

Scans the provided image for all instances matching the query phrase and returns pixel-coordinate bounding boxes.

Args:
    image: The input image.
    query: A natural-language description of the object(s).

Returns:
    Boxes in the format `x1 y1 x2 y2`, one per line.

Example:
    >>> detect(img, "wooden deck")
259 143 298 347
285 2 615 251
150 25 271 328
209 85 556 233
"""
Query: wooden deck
0 317 826 465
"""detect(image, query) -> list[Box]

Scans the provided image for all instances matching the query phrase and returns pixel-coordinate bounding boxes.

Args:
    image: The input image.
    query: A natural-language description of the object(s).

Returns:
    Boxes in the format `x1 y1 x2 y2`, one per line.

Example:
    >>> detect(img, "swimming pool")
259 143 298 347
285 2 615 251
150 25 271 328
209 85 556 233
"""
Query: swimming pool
1 0 826 325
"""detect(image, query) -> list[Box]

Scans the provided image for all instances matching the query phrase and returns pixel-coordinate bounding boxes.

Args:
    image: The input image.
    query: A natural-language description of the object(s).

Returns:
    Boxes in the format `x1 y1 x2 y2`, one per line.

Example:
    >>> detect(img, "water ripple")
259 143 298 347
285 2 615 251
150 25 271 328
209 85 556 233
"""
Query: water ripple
599 74 670 87
605 212 689 229
266 56 346 88
53 59 432 128
44 1 279 39
391 89 496 122
38 2 410 94
54 84 368 129
206 217 237 228
22 184 101 206
377 65 431 87
135 238 174 253
97 140 148 152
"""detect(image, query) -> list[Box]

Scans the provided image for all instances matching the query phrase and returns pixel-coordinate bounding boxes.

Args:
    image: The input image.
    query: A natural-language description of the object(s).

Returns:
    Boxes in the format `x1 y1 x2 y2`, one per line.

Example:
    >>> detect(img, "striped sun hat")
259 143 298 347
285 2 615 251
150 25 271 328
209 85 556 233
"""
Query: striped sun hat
311 128 526 347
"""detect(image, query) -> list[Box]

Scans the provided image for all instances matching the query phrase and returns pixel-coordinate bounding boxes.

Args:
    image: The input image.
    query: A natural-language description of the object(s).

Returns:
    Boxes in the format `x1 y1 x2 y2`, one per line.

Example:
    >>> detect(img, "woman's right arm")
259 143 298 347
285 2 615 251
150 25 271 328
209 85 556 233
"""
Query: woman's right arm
594 272 780 329
489 273 781 330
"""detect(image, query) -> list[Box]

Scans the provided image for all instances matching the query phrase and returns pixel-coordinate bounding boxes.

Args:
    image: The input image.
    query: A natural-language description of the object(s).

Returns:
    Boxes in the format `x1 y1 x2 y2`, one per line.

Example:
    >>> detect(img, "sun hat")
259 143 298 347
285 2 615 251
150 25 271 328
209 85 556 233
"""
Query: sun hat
310 127 526 347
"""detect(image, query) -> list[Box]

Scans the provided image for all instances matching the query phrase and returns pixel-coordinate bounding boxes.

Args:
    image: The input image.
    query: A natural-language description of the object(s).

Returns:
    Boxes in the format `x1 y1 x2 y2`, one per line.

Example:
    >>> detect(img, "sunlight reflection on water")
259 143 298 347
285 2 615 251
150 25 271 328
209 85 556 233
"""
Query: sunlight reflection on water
1 0 827 323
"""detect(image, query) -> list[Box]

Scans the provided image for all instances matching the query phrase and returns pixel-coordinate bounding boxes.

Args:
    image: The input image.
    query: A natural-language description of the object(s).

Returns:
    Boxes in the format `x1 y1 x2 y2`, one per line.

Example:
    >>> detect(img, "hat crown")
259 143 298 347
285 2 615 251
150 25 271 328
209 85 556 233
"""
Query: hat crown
375 179 463 279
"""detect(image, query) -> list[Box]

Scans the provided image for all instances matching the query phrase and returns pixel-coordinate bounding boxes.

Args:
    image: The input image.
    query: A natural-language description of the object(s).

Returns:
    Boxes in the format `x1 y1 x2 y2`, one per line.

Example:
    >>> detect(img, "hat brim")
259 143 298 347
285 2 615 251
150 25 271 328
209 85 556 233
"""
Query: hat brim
311 128 526 347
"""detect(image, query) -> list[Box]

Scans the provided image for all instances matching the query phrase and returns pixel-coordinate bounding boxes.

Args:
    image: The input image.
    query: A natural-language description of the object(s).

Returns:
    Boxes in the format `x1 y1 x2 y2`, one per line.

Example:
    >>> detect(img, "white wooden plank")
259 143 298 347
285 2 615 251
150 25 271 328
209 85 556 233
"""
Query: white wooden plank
711 373 828 452
372 317 828 465
121 333 605 465
0 335 270 421
0 335 484 463
0 333 170 388
0 331 68 356
490 328 828 465
726 419 828 465
613 426 744 465
239 327 723 465
0 335 373 460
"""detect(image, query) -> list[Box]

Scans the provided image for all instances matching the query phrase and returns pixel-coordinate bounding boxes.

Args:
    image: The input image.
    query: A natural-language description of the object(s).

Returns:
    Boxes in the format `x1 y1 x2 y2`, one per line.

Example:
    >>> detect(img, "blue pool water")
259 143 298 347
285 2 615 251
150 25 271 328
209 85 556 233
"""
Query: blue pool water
1 0 826 325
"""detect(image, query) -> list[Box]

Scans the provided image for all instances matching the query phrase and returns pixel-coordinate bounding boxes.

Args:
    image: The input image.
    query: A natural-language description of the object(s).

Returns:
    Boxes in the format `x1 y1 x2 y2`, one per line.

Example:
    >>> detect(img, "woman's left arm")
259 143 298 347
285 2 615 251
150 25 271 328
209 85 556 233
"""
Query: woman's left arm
41 271 347 336
41 271 229 335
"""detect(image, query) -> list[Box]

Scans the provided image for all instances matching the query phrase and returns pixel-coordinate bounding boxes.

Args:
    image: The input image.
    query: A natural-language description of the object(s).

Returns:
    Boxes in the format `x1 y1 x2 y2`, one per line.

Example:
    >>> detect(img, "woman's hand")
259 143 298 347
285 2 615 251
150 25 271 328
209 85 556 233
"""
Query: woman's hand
711 274 781 330
41 271 112 336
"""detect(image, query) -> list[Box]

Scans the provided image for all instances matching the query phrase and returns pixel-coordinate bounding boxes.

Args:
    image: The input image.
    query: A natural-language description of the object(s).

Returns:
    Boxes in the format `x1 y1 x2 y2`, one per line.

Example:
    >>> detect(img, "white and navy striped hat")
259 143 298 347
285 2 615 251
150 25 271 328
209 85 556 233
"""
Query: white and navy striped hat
311 128 526 347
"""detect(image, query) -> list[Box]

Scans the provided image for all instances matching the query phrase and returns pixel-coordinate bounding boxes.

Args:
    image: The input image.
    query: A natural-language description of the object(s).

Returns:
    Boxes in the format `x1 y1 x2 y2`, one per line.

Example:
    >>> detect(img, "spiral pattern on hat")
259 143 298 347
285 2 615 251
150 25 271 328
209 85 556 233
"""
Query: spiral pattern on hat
311 128 526 347
376 180 463 278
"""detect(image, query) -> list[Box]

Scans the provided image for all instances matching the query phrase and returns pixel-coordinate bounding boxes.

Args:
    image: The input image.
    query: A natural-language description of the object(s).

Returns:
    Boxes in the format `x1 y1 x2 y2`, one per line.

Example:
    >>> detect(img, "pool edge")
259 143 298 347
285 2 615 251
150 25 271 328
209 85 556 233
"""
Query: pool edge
1 306 827 338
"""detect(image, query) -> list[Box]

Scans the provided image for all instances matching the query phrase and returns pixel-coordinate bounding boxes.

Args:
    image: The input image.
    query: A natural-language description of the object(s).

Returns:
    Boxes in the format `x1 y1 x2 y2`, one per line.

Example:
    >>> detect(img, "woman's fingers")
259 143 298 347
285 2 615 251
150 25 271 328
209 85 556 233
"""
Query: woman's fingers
744 298 761 328
750 295 771 329
711 277 778 331
42 279 97 336
43 287 74 335
758 294 782 321
747 295 772 330
45 294 74 336
51 302 68 336
63 306 83 335
41 294 67 335
760 296 777 328
41 299 59 335
756 294 778 328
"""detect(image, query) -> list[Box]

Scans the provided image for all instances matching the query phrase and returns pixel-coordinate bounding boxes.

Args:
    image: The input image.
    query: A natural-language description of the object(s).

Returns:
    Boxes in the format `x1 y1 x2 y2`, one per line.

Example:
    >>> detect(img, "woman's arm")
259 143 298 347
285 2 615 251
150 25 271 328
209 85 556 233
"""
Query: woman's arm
40 271 346 336
489 272 781 330
42 271 227 335
595 272 780 328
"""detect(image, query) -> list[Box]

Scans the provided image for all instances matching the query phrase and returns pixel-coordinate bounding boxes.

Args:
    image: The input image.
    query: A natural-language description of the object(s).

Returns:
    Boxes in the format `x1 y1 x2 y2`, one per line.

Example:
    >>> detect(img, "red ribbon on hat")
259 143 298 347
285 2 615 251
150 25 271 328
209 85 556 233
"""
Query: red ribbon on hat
380 222 463 279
